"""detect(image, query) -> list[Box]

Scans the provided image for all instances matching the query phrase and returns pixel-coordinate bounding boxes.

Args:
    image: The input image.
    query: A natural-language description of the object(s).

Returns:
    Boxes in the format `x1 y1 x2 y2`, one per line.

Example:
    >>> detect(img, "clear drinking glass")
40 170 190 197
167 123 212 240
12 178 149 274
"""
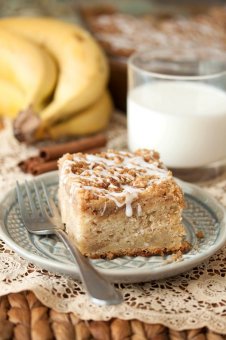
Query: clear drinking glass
127 48 226 182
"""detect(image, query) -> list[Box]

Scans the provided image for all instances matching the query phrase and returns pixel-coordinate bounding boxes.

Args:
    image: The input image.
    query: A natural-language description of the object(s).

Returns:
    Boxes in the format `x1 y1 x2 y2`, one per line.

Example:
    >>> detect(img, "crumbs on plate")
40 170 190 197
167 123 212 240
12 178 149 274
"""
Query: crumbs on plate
196 231 205 239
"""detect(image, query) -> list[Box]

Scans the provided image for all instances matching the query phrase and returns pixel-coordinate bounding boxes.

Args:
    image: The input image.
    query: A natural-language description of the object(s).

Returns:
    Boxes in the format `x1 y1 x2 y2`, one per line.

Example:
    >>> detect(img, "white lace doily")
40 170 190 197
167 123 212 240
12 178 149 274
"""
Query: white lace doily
1 114 226 334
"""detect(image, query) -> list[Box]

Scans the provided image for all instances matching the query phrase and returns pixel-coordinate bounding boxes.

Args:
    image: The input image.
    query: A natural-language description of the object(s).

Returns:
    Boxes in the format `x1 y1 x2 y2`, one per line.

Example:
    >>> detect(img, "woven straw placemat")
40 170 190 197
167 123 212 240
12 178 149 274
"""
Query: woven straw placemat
0 290 224 340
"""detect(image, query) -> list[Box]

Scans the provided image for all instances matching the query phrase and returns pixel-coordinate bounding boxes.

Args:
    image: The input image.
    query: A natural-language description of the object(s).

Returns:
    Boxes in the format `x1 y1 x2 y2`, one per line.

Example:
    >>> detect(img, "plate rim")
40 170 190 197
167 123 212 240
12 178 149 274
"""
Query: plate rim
0 171 226 283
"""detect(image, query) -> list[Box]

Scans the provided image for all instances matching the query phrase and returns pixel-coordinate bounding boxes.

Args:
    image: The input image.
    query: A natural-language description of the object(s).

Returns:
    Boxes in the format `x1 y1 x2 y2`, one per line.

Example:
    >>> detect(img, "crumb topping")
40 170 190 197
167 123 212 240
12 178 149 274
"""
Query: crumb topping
59 149 172 217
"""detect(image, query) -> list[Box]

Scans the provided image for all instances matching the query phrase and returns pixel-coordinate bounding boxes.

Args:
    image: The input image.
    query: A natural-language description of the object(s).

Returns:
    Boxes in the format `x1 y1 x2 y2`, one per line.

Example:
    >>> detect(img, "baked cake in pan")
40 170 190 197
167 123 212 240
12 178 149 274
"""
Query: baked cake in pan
81 6 226 111
83 7 226 59
58 149 189 259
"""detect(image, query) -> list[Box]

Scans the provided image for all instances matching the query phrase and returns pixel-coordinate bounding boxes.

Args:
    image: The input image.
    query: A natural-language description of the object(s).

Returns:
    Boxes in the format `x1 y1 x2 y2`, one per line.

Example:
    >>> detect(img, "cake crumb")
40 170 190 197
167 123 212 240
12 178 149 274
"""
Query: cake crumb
172 250 183 261
196 231 204 239
164 250 184 264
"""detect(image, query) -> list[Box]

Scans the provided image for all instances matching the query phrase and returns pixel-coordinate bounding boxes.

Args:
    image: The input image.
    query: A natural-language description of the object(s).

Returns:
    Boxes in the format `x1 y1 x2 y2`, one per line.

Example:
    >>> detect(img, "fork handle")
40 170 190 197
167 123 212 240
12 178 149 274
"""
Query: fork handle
54 229 123 306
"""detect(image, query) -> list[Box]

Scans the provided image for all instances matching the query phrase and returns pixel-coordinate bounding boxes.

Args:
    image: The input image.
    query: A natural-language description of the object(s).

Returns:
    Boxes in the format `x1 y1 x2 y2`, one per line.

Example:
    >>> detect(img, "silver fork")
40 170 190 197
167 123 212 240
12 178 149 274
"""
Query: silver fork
16 180 122 306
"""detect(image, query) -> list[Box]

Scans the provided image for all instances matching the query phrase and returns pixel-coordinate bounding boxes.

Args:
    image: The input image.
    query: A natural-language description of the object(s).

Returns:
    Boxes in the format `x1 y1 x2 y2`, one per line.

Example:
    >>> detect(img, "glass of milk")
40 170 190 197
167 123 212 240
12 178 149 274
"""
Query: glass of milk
127 48 226 181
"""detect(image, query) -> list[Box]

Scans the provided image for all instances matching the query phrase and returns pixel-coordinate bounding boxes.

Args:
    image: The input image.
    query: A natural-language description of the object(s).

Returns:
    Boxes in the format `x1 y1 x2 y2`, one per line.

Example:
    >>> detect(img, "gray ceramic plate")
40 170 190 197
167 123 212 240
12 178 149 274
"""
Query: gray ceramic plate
0 171 226 283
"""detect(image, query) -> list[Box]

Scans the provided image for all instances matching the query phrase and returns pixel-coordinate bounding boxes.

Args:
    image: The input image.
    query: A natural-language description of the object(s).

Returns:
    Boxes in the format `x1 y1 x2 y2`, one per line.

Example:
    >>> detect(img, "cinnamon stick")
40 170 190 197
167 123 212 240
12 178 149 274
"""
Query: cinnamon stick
39 133 107 161
18 156 44 173
31 160 58 175
19 148 102 175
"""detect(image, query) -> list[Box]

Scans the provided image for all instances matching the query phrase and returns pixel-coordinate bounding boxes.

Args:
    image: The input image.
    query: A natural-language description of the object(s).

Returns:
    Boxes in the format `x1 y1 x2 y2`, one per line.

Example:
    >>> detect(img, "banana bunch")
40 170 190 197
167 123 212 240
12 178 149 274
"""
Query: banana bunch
0 17 112 142
0 27 57 117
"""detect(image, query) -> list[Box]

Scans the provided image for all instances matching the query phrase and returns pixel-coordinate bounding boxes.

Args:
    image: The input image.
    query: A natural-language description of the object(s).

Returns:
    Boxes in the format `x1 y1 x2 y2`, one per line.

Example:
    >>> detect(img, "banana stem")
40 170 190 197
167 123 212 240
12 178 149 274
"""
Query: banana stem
13 106 41 143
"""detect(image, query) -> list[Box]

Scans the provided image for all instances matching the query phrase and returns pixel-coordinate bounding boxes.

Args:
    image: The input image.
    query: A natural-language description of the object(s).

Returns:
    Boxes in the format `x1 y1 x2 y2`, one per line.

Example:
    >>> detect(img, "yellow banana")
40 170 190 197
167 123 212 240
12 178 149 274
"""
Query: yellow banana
0 26 57 112
0 17 109 128
45 90 112 140
0 79 25 118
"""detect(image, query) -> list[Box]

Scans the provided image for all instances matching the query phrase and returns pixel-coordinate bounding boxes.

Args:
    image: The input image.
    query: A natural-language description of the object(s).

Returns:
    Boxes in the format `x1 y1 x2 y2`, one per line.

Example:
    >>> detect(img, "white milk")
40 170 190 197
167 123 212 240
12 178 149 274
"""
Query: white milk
128 81 226 168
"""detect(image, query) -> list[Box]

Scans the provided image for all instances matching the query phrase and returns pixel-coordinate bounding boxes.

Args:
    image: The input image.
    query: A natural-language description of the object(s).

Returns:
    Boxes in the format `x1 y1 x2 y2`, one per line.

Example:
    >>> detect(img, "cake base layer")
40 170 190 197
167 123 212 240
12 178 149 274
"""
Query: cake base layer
59 185 189 259
80 243 190 260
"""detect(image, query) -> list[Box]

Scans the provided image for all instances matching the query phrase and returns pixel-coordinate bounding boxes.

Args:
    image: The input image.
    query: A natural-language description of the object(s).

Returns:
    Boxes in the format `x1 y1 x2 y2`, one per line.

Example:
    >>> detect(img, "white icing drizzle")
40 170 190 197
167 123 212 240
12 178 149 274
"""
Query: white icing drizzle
137 203 142 217
100 201 107 216
124 185 141 217
60 151 171 217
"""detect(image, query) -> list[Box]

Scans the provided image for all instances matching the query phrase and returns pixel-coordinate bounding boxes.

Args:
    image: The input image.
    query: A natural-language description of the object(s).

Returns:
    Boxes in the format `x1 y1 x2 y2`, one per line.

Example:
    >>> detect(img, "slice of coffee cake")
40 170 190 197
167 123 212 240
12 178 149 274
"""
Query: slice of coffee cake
58 149 189 259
